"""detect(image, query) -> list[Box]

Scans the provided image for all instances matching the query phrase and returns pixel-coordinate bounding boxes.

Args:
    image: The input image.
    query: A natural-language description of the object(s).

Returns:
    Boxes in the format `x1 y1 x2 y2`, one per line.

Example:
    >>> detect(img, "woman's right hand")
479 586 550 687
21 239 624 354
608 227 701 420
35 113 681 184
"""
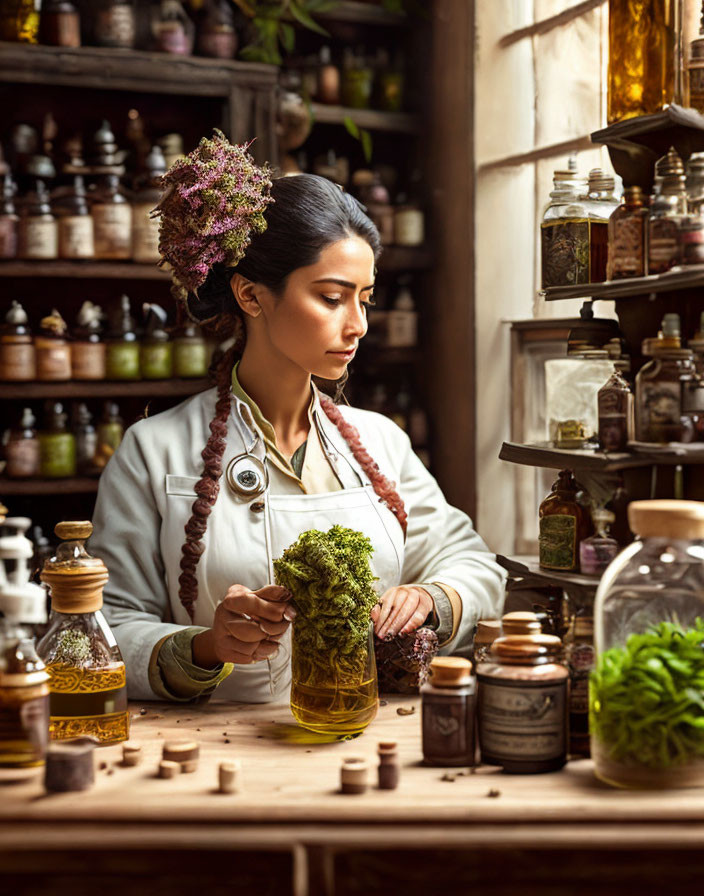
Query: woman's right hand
192 584 296 668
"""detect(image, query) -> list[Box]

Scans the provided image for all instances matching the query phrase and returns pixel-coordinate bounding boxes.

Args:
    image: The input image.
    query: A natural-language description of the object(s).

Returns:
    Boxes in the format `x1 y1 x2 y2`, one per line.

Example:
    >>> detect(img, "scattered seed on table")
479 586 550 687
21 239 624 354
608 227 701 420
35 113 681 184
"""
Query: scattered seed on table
441 773 456 782
397 706 415 716
487 789 501 798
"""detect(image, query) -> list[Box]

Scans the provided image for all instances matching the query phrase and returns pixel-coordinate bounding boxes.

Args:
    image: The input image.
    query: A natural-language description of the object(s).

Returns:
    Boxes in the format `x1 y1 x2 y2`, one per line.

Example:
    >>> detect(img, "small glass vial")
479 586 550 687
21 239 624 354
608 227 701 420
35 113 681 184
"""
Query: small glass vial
0 300 36 381
105 294 140 381
19 180 58 260
472 619 501 667
173 321 208 378
92 173 131 260
421 656 476 767
71 300 106 381
40 0 81 48
39 402 76 479
538 470 593 572
57 175 94 260
5 408 40 479
93 0 136 48
579 509 619 576
73 403 98 476
386 285 418 349
95 401 124 471
152 0 194 55
140 303 173 379
607 185 648 279
477 634 568 773
131 145 166 264
0 172 19 259
35 309 72 382
0 517 50 781
598 369 633 451
37 521 129 745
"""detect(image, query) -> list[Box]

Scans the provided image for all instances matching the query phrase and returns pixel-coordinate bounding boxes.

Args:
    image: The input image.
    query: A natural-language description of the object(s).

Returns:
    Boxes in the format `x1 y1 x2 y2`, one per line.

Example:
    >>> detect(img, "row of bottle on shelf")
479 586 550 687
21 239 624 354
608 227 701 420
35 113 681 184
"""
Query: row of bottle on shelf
2 0 240 61
538 470 631 577
0 298 212 382
540 148 704 289
2 400 125 480
548 312 704 449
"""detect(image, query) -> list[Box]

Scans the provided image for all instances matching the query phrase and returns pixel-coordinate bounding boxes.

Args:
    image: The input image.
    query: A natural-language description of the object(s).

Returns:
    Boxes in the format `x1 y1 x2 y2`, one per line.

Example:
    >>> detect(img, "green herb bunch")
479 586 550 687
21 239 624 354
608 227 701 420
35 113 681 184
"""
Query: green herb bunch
53 630 93 667
273 525 379 687
590 619 704 769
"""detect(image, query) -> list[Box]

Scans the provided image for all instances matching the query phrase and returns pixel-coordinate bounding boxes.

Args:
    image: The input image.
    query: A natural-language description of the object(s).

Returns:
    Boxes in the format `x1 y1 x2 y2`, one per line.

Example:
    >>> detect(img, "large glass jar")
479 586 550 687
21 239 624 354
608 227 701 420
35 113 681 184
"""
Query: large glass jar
290 620 378 737
635 347 696 442
591 500 704 788
37 520 129 745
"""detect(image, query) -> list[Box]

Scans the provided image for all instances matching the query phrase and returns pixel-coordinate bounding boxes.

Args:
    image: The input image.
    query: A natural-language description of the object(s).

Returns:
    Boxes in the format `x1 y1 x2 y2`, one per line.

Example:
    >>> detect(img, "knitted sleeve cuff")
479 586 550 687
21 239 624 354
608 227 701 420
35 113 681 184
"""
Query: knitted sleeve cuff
149 626 233 702
417 583 454 643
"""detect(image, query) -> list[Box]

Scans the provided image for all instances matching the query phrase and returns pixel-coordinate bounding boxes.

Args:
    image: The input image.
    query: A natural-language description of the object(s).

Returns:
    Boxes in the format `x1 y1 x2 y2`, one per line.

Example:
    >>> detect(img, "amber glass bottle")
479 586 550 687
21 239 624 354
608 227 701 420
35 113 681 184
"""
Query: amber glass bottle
538 470 593 572
608 0 680 124
37 521 129 745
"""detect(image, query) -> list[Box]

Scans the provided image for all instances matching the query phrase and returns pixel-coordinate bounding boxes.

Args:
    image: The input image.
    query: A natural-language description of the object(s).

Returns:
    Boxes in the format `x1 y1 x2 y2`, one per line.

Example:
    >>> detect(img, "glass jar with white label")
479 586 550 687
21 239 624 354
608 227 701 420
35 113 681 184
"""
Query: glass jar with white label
477 634 568 773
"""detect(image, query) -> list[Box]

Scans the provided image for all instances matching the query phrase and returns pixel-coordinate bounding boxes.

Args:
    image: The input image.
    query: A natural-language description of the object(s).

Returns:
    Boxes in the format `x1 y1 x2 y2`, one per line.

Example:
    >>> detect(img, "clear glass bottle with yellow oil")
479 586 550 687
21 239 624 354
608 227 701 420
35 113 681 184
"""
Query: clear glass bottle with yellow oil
608 0 684 124
37 520 129 745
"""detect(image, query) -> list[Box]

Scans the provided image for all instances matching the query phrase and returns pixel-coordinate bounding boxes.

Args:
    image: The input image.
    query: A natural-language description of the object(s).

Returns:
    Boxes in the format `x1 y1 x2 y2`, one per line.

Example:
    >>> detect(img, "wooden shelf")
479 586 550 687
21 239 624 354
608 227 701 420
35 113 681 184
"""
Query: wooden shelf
498 554 601 596
0 478 99 495
591 104 704 153
543 267 704 302
0 379 211 400
499 440 704 472
0 260 170 280
0 41 276 96
310 103 421 134
315 1 407 26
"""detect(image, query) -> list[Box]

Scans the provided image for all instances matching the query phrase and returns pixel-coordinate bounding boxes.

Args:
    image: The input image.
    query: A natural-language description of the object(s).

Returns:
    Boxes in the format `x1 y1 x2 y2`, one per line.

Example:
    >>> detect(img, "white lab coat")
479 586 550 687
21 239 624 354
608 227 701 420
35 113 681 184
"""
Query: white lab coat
90 385 507 702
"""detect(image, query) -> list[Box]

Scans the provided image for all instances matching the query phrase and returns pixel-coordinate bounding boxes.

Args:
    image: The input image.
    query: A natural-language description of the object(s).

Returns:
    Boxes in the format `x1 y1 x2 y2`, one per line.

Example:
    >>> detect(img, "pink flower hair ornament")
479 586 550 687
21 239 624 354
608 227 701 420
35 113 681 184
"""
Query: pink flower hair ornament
152 130 274 306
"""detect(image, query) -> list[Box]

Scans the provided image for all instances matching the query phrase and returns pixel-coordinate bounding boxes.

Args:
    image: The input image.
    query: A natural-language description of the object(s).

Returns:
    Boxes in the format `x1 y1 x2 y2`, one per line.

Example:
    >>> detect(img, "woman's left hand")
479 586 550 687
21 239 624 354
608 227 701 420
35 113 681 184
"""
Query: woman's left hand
371 585 434 640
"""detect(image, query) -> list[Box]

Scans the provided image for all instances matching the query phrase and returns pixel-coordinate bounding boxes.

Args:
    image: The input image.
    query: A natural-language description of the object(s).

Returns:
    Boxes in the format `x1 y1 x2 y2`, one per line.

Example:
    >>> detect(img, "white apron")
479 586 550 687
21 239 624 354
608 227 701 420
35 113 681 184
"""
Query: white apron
162 398 405 703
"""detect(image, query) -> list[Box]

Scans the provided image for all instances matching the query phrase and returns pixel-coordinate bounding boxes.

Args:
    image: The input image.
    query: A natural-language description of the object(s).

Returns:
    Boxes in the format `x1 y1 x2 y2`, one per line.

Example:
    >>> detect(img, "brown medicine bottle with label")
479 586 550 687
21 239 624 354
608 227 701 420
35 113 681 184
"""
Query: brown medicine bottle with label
35 310 72 382
0 301 36 381
5 408 40 480
538 470 593 572
92 173 131 260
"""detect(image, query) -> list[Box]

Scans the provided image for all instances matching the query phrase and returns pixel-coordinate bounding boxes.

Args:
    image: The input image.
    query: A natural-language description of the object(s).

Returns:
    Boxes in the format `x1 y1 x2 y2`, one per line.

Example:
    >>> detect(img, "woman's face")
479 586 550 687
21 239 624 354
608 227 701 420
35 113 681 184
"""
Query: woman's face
253 236 376 380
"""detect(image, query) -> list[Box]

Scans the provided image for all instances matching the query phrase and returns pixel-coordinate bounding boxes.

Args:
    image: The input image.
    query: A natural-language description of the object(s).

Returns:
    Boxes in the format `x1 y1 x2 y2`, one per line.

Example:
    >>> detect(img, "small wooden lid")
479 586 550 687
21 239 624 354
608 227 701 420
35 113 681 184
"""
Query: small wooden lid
501 611 542 636
429 656 472 686
628 500 704 539
475 620 501 644
55 521 93 541
492 633 562 661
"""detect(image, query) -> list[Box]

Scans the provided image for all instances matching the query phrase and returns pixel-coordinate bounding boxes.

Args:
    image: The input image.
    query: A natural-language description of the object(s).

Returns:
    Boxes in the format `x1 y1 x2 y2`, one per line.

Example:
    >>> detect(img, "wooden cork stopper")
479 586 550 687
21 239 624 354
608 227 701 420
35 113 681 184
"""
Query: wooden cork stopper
218 760 242 794
158 760 181 779
122 742 142 767
501 611 542 636
41 565 108 614
429 656 473 687
44 738 95 793
163 740 199 772
54 521 93 541
340 757 369 795
377 741 400 790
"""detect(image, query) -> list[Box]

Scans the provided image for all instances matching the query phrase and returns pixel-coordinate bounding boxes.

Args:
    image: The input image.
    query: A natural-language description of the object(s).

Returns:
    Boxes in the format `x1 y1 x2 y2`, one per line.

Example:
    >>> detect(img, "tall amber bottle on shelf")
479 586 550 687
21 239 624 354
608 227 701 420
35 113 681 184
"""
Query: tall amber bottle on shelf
37 521 129 745
608 0 681 124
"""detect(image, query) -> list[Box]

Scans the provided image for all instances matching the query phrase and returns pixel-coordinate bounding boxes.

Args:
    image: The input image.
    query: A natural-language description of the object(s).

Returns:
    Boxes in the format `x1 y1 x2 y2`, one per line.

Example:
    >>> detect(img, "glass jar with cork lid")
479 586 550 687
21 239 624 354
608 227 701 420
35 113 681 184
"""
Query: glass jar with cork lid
591 500 704 788
477 634 569 773
37 521 129 745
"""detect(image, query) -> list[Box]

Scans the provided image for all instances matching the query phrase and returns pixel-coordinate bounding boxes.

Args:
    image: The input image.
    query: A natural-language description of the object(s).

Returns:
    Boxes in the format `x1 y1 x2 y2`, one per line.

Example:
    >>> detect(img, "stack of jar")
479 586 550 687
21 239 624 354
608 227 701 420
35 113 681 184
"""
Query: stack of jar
3 400 126 480
607 147 704 279
0 298 211 382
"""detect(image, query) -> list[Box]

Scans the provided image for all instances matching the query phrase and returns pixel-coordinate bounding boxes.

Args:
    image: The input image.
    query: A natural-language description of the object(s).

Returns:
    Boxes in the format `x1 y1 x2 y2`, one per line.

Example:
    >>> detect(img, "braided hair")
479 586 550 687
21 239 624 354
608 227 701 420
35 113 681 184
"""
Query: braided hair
178 174 407 620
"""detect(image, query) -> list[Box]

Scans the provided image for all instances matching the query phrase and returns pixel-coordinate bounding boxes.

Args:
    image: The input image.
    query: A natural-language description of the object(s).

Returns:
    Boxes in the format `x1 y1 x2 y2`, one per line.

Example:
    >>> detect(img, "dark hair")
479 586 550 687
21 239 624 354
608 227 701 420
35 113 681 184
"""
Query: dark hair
187 174 382 324
177 174 406 622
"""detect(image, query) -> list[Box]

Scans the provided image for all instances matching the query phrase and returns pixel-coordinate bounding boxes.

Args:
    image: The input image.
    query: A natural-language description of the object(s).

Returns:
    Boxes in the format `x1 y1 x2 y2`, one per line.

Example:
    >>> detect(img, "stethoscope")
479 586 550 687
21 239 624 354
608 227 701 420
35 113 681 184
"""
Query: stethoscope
225 428 269 500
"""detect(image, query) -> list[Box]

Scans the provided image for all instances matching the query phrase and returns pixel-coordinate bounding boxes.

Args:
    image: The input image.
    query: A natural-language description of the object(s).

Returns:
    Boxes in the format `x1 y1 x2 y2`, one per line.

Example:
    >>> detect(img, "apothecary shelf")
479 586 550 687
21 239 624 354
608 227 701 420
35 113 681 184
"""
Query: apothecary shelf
0 478 99 496
542 267 704 302
499 440 704 472
0 379 211 400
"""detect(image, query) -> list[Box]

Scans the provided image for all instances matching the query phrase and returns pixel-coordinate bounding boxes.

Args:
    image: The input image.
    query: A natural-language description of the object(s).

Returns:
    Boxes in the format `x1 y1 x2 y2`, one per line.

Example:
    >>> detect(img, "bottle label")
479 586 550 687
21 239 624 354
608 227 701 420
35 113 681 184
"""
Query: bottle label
59 215 94 259
71 341 106 380
638 380 682 441
174 342 208 378
648 218 680 272
141 343 172 378
386 311 418 348
539 514 577 570
94 7 135 47
478 677 567 761
394 209 424 246
5 437 41 478
611 216 645 276
131 202 161 262
0 341 35 380
541 220 589 288
93 203 131 258
37 343 72 380
106 342 140 379
22 217 58 259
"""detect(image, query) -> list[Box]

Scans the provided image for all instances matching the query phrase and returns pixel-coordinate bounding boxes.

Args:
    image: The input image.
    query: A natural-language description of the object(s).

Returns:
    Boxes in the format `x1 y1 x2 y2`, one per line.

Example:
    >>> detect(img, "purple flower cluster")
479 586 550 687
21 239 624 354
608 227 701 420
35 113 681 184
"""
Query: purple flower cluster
153 130 273 303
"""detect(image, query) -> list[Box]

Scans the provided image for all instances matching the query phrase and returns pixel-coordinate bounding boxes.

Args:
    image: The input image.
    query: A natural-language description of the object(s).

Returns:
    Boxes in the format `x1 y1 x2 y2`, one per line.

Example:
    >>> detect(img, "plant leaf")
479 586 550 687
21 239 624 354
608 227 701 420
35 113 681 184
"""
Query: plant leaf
360 128 373 163
279 21 296 53
289 0 330 35
343 116 360 139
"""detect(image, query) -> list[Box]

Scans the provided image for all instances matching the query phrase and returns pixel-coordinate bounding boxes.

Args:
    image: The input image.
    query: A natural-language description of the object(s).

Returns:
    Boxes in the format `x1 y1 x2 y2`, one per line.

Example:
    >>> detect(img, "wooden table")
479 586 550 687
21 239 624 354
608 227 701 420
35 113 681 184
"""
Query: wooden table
2 695 704 896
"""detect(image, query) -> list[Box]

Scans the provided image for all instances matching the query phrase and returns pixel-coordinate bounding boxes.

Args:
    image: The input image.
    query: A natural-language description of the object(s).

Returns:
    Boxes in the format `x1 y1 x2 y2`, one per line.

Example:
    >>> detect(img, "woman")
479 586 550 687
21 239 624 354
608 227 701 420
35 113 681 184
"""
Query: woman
90 133 506 703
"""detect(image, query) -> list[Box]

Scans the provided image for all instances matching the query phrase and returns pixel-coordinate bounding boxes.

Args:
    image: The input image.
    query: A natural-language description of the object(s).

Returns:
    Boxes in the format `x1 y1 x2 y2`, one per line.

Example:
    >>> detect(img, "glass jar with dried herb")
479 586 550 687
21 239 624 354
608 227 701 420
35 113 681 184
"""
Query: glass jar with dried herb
591 500 704 788
37 520 129 745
